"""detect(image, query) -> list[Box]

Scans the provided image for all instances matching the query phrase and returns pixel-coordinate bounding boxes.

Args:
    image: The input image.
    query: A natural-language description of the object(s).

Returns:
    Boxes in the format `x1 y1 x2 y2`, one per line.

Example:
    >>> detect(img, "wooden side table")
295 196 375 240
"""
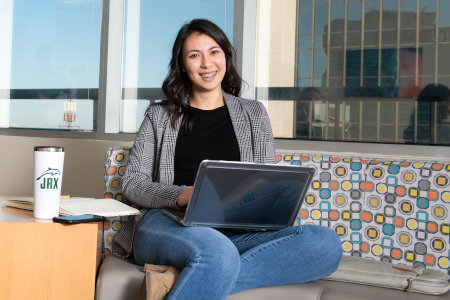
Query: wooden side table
0 204 102 300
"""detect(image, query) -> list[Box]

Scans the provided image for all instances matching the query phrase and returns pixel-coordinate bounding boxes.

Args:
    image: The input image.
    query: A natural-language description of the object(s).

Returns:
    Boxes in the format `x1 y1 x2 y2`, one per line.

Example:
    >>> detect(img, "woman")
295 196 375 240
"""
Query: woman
117 19 342 300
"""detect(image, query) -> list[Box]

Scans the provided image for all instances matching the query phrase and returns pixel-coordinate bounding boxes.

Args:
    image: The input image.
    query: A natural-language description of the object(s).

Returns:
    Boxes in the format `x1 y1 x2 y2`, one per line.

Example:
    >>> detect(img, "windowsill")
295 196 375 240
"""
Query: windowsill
1 128 449 160
0 128 136 142
275 139 450 161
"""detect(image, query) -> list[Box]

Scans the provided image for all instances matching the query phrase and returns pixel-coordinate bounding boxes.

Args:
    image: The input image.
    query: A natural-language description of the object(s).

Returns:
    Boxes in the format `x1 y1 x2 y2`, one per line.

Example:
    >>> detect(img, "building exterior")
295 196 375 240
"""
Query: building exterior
255 0 450 145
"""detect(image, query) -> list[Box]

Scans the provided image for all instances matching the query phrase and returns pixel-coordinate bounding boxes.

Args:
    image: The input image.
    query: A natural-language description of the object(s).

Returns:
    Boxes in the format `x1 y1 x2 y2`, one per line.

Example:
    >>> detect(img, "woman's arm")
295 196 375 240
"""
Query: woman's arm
248 100 276 164
258 103 277 163
122 108 183 209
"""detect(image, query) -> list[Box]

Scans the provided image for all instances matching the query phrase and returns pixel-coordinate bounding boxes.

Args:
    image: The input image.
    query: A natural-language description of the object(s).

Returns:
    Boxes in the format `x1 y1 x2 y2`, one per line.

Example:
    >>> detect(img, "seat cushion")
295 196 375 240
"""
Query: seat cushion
96 255 144 300
320 280 450 300
227 283 326 300
95 256 449 300
95 256 325 300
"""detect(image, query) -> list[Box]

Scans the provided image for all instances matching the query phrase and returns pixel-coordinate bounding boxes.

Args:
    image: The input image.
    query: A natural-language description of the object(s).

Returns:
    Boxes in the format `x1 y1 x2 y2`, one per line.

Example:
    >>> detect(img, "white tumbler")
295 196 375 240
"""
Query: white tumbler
34 146 65 219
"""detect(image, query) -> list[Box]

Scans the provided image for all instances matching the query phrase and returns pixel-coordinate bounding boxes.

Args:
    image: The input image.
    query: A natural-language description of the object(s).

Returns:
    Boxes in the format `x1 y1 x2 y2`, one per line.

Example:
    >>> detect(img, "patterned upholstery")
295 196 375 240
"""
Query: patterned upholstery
102 147 449 275
103 146 132 257
277 154 449 274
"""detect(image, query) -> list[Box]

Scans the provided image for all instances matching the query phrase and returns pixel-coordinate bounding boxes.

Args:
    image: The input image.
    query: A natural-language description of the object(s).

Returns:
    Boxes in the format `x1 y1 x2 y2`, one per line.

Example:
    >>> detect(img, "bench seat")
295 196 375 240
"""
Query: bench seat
96 255 449 300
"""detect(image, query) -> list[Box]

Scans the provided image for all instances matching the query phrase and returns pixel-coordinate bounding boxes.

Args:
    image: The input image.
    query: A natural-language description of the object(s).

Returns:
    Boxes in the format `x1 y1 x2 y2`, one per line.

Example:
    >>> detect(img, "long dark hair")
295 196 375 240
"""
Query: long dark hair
159 19 242 129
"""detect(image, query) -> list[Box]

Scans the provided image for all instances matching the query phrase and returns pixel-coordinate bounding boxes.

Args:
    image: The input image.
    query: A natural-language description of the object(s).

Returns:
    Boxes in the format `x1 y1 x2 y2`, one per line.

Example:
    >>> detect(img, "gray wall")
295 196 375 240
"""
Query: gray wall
1 135 448 198
0 135 132 198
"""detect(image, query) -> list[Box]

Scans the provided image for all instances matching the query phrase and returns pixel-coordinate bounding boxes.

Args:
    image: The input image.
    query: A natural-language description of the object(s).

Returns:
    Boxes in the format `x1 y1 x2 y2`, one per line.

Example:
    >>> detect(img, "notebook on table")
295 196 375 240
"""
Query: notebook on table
163 160 315 231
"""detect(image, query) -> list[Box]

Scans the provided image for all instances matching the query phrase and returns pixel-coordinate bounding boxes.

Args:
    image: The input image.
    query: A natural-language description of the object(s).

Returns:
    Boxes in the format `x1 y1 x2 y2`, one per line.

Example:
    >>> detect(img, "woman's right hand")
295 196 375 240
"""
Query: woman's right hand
177 186 193 207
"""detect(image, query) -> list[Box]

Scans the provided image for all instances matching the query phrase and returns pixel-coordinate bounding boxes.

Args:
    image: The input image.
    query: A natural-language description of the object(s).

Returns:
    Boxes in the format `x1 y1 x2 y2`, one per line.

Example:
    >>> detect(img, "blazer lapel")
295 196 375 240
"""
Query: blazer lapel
224 93 254 162
160 116 181 184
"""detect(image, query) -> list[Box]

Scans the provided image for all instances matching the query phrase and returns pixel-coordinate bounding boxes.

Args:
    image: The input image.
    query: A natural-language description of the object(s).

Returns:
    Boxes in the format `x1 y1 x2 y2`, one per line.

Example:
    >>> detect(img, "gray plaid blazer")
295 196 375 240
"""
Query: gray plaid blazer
113 92 276 257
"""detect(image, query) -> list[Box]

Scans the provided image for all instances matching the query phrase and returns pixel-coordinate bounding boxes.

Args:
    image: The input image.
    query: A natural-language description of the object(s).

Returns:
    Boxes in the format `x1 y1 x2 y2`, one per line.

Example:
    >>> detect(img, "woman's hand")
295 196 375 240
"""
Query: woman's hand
177 186 193 207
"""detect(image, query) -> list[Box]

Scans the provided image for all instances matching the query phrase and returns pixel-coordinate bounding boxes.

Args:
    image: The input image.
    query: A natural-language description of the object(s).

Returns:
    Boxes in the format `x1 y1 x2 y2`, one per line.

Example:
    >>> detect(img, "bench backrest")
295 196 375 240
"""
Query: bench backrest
102 147 449 275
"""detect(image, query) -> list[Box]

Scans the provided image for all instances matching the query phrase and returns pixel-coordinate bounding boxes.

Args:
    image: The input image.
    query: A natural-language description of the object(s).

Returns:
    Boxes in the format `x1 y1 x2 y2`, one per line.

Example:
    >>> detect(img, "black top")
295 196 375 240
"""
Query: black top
173 105 241 186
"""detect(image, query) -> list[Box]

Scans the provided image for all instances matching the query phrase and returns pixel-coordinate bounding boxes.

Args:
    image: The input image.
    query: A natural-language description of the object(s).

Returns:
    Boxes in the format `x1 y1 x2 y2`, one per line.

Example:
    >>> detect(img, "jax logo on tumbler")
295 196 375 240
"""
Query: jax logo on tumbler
36 167 61 190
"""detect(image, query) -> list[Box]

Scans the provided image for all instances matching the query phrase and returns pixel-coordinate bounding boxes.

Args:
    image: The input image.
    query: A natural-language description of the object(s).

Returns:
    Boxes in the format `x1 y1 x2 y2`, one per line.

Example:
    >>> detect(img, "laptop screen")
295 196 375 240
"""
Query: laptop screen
184 162 314 230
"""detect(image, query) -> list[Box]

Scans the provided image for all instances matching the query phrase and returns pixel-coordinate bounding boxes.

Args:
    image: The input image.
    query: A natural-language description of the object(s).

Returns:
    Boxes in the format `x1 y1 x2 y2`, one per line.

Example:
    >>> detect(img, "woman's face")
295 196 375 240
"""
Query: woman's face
182 32 226 96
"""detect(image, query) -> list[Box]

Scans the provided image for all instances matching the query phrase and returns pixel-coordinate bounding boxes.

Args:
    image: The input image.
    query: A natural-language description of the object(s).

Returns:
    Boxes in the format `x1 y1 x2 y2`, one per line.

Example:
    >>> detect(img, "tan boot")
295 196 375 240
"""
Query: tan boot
138 264 180 300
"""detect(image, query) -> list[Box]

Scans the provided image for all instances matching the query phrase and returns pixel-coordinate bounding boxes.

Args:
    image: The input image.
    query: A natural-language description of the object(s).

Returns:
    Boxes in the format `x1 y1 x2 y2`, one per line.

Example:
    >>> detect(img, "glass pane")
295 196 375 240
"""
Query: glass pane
313 49 328 79
380 101 396 125
382 30 397 45
120 0 234 132
400 29 416 44
439 27 450 42
419 28 435 44
298 35 312 49
347 1 362 31
347 31 362 47
314 34 325 49
329 48 344 77
381 49 397 76
312 78 323 87
331 3 345 33
346 50 361 78
381 76 396 87
382 0 398 30
365 30 379 46
329 77 344 87
363 49 379 77
314 4 329 34
346 77 361 87
421 44 435 76
438 44 450 75
295 100 311 138
438 76 450 86
298 50 312 78
7 0 101 131
380 125 395 141
364 0 380 31
330 33 345 47
298 79 312 87
400 0 417 29
399 48 417 76
419 0 437 26
421 76 434 87
363 77 378 87
299 5 313 34
440 0 450 26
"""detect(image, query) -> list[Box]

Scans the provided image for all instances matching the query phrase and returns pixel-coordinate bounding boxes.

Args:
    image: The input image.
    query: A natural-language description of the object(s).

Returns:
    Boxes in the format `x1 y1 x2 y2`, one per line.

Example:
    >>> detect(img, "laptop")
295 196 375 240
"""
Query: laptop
163 160 315 231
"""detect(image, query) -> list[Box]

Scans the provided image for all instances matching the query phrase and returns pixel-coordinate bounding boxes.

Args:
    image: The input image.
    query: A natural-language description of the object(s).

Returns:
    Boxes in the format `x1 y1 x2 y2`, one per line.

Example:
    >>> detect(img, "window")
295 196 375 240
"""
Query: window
2 0 449 150
3 0 101 131
256 0 450 145
120 0 234 133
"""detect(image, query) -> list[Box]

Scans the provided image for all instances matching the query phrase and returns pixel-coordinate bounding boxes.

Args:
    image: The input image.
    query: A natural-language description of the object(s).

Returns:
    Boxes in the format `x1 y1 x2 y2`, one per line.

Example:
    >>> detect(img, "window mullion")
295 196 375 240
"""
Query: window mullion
97 0 124 134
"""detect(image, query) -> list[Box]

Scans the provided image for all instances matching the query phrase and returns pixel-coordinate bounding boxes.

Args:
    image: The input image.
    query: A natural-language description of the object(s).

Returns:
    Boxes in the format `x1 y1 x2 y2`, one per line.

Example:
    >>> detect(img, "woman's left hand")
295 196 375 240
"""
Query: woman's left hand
177 186 193 207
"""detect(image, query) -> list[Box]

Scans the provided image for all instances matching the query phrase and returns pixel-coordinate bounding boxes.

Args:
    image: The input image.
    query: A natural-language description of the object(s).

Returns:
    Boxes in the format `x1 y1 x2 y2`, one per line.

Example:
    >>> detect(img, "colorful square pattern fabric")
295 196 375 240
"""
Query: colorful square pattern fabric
102 146 132 257
276 154 449 275
364 160 449 271
101 147 449 276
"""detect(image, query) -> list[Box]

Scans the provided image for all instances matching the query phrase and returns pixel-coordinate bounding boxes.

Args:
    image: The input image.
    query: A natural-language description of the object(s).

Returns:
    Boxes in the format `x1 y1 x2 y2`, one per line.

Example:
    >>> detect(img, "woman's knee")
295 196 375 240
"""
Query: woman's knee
305 225 342 268
194 229 241 274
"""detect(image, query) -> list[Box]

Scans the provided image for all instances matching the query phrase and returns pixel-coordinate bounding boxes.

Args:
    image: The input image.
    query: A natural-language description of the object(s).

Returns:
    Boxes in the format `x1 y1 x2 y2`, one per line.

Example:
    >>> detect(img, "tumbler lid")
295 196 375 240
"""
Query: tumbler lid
34 146 64 152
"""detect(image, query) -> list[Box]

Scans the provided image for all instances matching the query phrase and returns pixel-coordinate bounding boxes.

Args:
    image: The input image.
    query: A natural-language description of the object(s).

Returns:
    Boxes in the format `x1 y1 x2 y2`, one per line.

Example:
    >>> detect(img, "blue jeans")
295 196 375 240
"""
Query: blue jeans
133 209 342 300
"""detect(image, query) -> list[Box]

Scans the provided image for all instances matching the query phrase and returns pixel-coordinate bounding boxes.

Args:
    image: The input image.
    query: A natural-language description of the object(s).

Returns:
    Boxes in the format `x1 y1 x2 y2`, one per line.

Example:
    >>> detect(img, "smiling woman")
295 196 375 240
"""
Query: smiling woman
115 18 343 300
